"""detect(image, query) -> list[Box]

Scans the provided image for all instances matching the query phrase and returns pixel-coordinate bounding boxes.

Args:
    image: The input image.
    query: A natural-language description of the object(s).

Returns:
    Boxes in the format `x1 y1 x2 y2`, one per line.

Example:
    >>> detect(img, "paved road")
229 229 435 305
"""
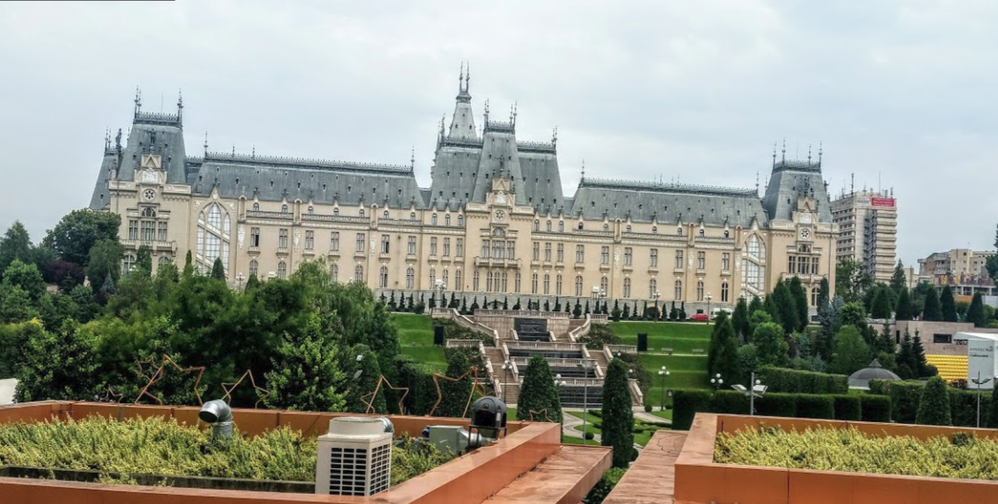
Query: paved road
0 379 16 405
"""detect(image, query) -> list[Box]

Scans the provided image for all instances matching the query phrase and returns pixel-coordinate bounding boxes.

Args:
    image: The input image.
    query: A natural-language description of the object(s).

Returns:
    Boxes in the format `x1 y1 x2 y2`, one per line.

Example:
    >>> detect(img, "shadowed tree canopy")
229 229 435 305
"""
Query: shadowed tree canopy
940 286 957 322
916 376 951 426
922 287 942 321
602 358 635 468
42 209 121 267
516 355 562 424
968 292 987 328
895 287 913 321
0 221 32 278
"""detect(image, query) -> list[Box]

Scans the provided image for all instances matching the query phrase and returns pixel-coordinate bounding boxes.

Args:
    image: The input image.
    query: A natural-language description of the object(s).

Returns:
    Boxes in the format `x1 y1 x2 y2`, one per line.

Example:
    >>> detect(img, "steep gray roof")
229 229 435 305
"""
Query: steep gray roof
189 152 424 207
518 145 563 216
428 141 482 208
568 178 766 227
115 113 188 185
762 159 834 222
89 146 118 210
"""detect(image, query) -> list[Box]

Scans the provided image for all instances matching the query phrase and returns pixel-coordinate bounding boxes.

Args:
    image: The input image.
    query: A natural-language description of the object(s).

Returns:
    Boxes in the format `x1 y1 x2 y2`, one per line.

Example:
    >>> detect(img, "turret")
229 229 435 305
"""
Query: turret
448 62 477 140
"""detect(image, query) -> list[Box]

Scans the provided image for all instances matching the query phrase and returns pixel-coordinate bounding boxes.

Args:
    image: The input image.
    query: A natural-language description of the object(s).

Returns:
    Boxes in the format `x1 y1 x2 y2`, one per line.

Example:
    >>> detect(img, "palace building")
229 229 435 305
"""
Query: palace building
88 68 837 313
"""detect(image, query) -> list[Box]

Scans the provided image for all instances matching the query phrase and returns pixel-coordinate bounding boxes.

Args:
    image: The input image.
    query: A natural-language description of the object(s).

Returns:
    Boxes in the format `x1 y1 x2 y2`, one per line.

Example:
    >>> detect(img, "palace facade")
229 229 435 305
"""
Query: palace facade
88 69 837 313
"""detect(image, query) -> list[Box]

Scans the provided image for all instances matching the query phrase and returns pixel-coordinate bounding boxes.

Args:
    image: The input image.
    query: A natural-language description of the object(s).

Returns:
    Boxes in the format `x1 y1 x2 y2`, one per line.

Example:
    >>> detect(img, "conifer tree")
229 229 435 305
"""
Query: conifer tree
788 276 810 332
732 296 750 341
622 303 630 320
922 288 942 321
516 355 562 424
437 351 473 418
895 288 913 320
916 376 951 426
601 358 635 468
940 286 958 322
870 286 892 319
912 332 931 377
707 312 741 384
968 292 986 328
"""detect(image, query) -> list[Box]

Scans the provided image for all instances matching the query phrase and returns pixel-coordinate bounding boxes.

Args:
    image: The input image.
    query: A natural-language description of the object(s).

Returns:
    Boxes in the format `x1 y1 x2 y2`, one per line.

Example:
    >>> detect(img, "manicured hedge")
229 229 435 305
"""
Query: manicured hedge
888 381 924 424
860 395 892 422
758 366 848 395
832 395 862 421
673 389 712 430
867 379 892 396
796 395 835 419
950 388 978 428
673 389 886 430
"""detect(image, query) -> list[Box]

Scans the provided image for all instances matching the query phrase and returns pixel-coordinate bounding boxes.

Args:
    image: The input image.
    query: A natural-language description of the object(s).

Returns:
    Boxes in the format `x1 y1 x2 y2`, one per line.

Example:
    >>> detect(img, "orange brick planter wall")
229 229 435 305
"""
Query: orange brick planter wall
675 413 998 504
0 402 590 504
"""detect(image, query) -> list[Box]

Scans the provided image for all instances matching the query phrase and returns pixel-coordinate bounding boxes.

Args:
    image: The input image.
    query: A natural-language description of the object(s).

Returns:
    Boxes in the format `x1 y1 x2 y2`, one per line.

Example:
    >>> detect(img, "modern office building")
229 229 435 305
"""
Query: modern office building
831 187 898 282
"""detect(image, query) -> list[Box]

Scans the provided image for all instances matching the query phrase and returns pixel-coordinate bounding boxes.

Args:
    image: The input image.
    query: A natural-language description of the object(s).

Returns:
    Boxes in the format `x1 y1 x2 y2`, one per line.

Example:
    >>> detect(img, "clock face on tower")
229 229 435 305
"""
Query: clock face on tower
143 189 156 201
495 210 506 221
800 228 811 240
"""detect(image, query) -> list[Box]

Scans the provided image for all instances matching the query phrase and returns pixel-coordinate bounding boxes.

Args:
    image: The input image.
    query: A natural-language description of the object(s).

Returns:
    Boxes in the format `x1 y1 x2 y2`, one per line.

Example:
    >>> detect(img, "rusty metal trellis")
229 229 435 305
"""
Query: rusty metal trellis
133 354 206 406
428 365 490 418
359 375 410 415
221 370 271 409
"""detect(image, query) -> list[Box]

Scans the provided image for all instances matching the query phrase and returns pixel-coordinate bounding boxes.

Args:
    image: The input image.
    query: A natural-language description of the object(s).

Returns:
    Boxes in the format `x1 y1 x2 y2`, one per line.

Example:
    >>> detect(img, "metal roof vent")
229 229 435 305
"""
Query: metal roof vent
315 417 393 496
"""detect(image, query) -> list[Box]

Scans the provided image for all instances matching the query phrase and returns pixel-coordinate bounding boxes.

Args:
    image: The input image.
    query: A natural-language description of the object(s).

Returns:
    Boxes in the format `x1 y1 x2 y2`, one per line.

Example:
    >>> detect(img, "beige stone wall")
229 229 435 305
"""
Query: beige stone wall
891 320 998 355
107 172 837 310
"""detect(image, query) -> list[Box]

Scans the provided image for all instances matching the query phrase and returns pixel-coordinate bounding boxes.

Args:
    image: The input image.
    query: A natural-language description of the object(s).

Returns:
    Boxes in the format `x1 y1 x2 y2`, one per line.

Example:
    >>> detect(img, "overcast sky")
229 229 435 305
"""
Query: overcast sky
1 0 996 267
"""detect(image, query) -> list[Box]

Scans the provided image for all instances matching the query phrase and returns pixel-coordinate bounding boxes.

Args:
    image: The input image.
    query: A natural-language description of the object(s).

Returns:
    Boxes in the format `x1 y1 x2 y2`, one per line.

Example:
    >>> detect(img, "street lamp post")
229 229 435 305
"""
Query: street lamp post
236 272 245 291
652 290 661 321
502 360 512 403
710 373 723 390
555 374 567 438
731 372 767 416
705 292 713 323
658 366 670 411
972 371 994 428
577 361 595 442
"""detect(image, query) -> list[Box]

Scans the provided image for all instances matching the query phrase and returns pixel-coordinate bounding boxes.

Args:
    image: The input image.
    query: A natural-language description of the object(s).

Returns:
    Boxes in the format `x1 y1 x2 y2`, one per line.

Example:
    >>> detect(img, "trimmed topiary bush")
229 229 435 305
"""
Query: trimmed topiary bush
758 366 848 395
860 395 892 422
917 376 952 426
795 394 835 419
832 395 862 421
673 389 712 430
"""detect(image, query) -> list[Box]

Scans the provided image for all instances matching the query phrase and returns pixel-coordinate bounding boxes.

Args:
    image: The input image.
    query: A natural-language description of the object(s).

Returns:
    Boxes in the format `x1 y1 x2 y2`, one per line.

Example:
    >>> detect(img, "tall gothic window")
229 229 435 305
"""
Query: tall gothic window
249 259 258 277
623 278 631 298
674 280 682 300
575 276 583 297
721 282 729 303
379 266 388 288
278 261 287 279
355 264 363 281
696 281 704 301
197 203 230 273
454 269 463 291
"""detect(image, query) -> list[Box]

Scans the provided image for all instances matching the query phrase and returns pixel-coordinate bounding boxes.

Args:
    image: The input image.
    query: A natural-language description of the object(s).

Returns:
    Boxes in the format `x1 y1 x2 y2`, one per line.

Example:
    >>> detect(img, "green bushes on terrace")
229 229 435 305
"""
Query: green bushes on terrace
0 416 451 487
715 427 998 480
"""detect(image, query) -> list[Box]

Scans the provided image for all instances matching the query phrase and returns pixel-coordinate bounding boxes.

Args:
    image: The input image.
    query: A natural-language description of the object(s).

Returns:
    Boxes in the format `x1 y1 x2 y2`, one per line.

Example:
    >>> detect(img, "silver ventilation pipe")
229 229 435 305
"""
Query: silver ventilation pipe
199 399 234 440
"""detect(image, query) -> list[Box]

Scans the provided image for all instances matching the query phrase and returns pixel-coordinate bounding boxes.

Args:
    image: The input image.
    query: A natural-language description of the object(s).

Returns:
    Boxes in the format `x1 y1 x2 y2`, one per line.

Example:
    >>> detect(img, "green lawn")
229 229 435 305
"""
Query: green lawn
609 321 714 393
395 314 446 369
611 321 713 343
565 411 667 447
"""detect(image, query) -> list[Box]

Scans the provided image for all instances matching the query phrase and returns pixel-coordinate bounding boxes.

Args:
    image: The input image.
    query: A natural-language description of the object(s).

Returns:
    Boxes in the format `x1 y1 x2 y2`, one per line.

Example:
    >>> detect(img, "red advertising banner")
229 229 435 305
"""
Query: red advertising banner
870 197 895 208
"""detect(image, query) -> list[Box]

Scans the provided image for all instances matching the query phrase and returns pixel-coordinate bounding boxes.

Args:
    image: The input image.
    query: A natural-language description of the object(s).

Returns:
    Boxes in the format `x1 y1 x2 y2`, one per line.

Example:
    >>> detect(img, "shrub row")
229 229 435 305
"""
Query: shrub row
757 366 848 395
672 389 891 430
868 379 984 427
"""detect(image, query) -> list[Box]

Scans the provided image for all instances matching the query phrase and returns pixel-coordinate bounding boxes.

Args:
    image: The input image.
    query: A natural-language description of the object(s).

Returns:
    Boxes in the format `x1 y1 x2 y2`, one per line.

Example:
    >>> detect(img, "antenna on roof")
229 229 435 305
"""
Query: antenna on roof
781 138 786 163
772 142 777 168
252 145 256 159
808 143 812 164
410 146 415 172
177 89 183 123
203 132 208 156
755 170 760 194
850 173 855 194
134 86 142 116
465 61 470 92
552 126 558 149
232 144 236 158
818 141 823 163
581 159 585 181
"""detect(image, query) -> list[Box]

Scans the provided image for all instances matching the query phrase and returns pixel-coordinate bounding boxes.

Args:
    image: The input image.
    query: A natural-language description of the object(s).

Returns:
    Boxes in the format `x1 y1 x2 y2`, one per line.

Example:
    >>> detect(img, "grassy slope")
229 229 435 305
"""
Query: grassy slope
610 321 713 394
395 314 447 370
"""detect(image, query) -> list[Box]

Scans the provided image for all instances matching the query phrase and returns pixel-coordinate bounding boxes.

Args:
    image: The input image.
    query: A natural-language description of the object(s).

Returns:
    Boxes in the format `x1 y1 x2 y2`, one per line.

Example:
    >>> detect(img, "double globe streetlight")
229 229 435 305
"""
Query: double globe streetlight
658 366 670 411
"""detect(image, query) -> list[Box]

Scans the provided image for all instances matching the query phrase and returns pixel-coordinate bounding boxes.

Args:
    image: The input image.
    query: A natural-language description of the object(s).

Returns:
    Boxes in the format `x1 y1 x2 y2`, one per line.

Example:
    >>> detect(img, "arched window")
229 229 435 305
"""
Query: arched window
600 276 608 293
359 209 365 217
558 221 564 232
473 270 480 290
724 229 730 238
429 268 436 287
677 227 683 236
277 261 287 279
308 206 314 215
603 223 609 231
252 202 260 211
533 220 540 231
432 213 438 225
454 269 463 291
575 276 583 297
142 207 156 218
623 278 631 298
379 266 388 288
458 214 464 226
699 229 705 237
406 268 414 289
281 204 288 213
410 212 417 220
157 256 170 268
577 222 584 230
543 274 550 294
486 271 493 292
501 271 508 292
384 210 389 219
442 269 449 288
334 207 340 215
696 281 704 301
652 226 658 234
514 272 521 292
249 259 258 276
546 220 552 232
556 274 563 295
330 263 338 282
811 287 819 306
197 203 230 273
674 280 682 300
649 279 658 299
355 265 364 281
445 214 451 226
722 282 730 303
531 273 538 294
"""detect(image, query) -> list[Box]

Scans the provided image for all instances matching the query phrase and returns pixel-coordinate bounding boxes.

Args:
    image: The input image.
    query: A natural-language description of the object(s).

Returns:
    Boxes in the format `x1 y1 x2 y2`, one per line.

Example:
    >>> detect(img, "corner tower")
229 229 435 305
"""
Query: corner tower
449 62 476 140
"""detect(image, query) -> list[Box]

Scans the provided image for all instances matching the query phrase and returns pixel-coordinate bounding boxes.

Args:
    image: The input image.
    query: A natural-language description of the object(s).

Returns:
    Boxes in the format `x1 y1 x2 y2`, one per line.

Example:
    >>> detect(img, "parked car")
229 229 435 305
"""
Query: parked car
690 312 709 321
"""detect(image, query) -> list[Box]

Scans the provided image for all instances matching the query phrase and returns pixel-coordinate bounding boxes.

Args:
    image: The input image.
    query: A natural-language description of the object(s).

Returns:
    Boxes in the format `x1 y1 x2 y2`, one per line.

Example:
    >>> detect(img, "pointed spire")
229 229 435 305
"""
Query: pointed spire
772 142 777 168
458 61 464 90
456 61 471 102
410 146 415 172
203 132 208 156
134 86 142 116
755 170 760 194
252 145 256 159
808 143 812 164
177 89 183 124
781 138 786 162
552 126 558 150
581 159 586 181
465 61 470 91
232 144 236 158
818 141 823 163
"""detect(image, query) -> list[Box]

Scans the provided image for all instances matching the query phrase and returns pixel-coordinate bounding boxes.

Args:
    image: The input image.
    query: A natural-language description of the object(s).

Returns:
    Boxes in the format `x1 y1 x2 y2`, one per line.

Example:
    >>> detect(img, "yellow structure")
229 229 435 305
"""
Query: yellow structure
924 354 968 382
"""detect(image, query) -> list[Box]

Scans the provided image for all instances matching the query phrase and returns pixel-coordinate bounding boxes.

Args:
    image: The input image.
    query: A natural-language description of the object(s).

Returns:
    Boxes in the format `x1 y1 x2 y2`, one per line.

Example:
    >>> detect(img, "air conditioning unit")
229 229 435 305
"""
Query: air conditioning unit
315 417 393 496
